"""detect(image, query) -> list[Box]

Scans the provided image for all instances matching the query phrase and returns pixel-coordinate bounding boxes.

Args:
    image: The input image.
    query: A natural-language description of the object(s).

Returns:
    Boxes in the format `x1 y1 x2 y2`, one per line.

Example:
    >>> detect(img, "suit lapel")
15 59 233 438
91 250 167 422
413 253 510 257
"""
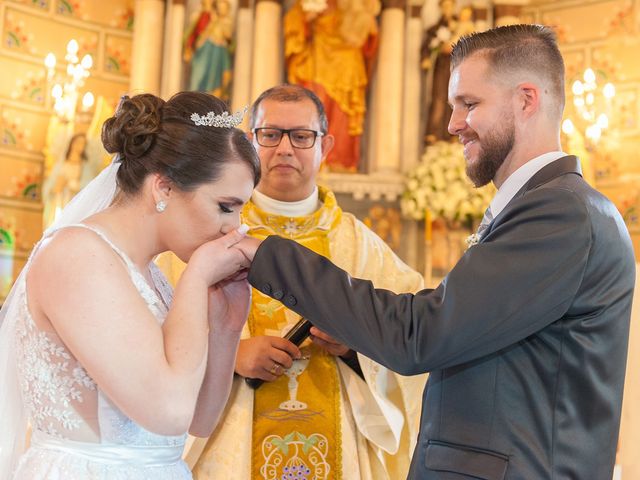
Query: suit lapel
483 155 583 239
519 155 582 196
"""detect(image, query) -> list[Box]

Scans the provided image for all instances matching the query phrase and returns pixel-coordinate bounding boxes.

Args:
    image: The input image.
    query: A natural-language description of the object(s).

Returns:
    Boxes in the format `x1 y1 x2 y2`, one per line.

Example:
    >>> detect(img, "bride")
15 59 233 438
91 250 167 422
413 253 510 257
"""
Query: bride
0 91 260 479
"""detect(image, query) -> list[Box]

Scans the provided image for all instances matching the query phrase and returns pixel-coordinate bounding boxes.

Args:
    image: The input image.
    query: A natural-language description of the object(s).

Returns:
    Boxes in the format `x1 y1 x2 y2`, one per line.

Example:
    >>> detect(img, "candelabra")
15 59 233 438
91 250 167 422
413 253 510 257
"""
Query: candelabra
44 39 94 123
562 67 616 145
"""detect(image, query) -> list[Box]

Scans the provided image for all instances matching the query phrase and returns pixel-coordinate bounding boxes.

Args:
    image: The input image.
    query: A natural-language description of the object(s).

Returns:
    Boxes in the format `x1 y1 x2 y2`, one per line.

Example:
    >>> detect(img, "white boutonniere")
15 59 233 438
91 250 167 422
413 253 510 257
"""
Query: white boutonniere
465 233 481 249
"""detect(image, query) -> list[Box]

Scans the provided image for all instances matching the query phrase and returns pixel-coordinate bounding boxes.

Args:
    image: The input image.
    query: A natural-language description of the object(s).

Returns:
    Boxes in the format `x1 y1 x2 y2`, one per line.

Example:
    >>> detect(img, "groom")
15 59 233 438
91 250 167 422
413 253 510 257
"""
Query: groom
238 24 636 479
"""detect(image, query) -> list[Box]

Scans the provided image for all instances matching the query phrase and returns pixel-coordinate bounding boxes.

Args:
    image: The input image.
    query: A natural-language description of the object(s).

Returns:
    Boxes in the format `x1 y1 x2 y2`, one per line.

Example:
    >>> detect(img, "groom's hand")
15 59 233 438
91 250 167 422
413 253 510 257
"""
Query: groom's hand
234 236 262 262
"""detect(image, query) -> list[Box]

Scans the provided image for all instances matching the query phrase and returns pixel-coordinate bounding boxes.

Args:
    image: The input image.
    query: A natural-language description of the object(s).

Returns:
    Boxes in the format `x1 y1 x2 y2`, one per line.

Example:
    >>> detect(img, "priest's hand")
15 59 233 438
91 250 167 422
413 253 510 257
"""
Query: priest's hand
235 336 302 382
309 326 350 357
310 328 363 378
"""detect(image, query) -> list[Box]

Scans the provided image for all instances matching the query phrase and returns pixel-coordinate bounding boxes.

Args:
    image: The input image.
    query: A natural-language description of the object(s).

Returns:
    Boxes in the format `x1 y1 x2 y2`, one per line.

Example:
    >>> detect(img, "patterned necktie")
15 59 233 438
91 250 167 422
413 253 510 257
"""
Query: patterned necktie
476 206 494 239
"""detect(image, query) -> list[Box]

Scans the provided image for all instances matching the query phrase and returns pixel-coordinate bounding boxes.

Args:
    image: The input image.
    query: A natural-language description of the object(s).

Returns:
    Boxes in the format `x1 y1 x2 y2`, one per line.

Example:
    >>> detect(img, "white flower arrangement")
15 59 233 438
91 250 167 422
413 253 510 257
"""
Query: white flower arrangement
430 25 452 50
401 141 495 228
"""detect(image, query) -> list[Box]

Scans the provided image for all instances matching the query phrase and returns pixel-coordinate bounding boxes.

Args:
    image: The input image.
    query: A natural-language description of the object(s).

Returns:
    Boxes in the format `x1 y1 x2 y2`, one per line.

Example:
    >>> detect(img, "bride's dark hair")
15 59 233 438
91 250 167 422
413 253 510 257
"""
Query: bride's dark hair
101 91 260 195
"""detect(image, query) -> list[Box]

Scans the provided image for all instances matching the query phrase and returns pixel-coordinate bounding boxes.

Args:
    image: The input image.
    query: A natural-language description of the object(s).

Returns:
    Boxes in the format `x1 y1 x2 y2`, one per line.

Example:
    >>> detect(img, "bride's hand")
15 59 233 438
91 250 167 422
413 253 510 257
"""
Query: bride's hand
208 275 251 333
187 228 250 286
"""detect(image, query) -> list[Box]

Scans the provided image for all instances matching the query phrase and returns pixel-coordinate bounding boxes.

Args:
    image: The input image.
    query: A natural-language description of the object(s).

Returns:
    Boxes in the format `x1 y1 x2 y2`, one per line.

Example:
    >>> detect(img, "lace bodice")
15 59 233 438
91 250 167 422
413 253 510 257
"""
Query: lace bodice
13 224 183 446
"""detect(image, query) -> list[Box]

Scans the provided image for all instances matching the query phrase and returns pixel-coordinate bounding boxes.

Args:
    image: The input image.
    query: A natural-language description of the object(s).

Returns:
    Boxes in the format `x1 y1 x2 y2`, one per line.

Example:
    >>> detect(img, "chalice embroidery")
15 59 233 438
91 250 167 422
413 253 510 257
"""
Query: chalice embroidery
279 350 311 411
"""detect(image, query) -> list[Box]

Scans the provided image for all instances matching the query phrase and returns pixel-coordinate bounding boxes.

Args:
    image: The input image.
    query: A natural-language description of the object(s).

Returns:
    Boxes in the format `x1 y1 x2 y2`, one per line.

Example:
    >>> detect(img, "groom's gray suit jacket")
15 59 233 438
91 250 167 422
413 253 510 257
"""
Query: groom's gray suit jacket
247 156 636 479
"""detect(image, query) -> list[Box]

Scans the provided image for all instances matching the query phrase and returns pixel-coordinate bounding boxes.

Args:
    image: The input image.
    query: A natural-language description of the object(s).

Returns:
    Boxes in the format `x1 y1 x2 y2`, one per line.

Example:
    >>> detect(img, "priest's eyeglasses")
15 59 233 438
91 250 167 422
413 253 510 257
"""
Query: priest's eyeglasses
253 128 324 149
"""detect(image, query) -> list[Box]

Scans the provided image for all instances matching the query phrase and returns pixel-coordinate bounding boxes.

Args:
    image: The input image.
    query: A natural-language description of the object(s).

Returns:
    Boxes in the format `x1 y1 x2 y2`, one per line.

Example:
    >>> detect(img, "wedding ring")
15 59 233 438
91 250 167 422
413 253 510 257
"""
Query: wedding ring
270 363 279 375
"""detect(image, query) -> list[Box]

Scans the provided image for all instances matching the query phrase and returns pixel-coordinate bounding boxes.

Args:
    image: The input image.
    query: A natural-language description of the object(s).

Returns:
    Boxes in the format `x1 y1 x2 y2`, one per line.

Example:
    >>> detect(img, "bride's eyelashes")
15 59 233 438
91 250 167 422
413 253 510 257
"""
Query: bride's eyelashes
218 203 234 214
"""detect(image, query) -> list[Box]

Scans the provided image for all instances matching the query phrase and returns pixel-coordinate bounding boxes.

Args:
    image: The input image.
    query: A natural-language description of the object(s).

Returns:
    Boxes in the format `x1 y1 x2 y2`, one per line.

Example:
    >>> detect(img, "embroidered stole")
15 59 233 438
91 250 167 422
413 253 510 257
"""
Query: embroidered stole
243 189 344 480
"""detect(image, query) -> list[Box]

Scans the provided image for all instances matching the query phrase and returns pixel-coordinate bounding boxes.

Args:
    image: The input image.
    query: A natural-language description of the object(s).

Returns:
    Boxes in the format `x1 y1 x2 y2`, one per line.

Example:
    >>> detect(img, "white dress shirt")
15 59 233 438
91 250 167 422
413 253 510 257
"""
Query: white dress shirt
489 151 568 219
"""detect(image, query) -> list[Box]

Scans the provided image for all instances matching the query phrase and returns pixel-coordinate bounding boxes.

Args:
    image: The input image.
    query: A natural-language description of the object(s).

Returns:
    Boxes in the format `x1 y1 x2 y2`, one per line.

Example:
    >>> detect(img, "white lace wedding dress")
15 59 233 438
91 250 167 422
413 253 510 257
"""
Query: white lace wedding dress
10 224 192 479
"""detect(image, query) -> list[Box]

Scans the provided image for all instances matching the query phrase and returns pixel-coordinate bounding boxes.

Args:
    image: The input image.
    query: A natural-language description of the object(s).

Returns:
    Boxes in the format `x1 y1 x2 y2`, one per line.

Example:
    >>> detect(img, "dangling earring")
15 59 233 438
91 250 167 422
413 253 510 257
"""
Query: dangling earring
156 200 167 213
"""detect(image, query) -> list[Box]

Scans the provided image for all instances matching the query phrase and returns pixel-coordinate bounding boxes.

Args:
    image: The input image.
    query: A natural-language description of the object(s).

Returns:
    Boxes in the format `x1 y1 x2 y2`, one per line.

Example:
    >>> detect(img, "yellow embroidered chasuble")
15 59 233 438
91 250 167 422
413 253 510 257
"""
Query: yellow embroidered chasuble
243 188 344 480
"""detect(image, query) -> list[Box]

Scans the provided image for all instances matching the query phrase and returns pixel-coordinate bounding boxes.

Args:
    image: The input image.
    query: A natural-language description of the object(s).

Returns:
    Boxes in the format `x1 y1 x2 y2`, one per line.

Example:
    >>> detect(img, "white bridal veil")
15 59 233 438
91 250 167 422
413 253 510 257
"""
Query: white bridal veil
0 159 121 478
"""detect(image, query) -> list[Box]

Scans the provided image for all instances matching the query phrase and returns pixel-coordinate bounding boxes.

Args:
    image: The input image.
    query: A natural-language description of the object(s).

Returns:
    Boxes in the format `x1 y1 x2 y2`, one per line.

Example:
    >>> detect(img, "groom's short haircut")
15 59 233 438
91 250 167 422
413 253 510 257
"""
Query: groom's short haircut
451 24 565 119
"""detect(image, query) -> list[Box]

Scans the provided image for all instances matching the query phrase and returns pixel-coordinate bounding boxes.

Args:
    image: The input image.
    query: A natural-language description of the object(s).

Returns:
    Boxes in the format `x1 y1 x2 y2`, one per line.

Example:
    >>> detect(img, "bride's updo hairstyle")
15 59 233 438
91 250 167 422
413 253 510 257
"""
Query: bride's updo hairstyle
101 91 260 195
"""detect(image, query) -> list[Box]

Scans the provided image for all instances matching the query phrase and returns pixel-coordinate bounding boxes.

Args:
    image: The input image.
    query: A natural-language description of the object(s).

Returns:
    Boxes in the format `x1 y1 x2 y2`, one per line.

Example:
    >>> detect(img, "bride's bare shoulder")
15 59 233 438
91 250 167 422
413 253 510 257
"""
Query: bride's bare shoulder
25 226 129 321
29 226 120 278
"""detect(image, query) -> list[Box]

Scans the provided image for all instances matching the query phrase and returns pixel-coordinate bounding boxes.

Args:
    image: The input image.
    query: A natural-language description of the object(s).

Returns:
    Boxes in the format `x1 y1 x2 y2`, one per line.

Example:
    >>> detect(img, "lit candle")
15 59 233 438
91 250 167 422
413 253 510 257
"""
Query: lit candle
424 208 433 286
425 209 432 244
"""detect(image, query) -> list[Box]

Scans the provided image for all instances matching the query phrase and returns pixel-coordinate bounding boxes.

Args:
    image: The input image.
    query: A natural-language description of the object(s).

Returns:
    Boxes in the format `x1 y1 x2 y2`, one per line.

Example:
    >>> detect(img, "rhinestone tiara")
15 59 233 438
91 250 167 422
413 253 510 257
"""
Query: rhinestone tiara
190 106 247 128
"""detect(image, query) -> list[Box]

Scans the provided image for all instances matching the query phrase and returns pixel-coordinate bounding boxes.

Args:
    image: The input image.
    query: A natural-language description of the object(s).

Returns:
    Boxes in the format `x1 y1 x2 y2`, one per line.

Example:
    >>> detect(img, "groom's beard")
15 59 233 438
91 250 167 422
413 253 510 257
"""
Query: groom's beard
466 113 515 188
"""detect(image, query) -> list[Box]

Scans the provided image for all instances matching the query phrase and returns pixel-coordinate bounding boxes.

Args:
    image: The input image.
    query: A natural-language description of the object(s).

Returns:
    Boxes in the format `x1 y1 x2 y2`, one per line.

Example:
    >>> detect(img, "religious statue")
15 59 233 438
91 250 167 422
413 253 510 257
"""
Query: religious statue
42 133 86 227
284 0 380 172
421 1 475 144
184 0 234 101
42 132 102 228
